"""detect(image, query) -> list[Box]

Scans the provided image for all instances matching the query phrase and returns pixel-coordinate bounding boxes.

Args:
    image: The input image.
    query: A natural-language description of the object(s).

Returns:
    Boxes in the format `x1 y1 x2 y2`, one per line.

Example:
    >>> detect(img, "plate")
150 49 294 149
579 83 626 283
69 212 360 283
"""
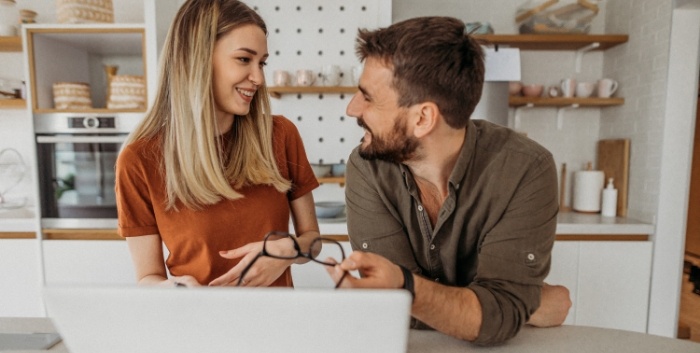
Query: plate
318 214 346 223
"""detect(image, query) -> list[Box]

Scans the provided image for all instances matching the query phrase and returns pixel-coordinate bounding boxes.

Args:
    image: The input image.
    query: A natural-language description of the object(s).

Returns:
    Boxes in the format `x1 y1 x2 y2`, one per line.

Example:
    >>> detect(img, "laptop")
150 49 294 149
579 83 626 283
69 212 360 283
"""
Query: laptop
43 286 412 353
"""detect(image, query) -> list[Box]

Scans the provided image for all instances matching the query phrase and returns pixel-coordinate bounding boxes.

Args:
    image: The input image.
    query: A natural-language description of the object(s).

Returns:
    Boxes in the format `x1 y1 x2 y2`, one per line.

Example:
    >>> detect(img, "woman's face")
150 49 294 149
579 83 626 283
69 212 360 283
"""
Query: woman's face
212 24 268 119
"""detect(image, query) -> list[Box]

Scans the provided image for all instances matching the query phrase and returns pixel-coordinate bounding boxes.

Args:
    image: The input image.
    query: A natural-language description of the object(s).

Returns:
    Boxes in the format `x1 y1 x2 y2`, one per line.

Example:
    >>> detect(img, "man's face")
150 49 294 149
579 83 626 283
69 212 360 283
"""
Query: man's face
346 57 419 163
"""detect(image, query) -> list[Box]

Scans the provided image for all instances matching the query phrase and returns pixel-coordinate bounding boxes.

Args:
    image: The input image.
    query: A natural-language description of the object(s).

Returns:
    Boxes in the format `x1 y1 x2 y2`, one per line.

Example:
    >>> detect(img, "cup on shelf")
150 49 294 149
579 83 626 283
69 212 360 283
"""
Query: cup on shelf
597 78 619 98
509 81 523 96
560 78 576 97
575 82 595 98
522 84 543 97
273 70 290 86
296 69 316 87
320 65 342 86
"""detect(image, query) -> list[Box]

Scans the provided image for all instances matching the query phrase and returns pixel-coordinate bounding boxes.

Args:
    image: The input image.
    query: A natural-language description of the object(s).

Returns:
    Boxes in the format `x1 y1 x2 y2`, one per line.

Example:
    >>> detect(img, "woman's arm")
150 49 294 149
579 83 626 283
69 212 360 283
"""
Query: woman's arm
289 192 321 262
125 234 199 286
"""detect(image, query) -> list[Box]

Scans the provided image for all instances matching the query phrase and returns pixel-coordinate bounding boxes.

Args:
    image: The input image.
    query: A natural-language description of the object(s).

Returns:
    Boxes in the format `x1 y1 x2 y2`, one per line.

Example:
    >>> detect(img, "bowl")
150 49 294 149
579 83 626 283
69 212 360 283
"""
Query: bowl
315 201 345 219
522 84 544 97
331 163 346 177
310 164 332 178
508 81 523 96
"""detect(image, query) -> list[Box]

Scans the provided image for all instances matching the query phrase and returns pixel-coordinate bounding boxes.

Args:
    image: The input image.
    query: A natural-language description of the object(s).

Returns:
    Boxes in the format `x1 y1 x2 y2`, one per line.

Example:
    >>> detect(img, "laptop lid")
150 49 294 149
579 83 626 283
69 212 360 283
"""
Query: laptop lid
43 286 412 353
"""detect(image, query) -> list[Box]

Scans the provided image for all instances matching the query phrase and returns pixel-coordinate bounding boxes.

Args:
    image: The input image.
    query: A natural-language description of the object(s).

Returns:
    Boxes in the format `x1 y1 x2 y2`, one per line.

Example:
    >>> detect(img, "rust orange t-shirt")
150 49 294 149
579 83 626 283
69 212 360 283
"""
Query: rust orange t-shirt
115 116 319 286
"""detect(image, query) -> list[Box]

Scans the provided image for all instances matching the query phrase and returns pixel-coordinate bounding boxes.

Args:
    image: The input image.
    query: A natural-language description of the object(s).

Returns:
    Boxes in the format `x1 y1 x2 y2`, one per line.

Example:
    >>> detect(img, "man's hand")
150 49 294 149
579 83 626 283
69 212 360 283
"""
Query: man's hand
527 283 572 327
325 251 404 289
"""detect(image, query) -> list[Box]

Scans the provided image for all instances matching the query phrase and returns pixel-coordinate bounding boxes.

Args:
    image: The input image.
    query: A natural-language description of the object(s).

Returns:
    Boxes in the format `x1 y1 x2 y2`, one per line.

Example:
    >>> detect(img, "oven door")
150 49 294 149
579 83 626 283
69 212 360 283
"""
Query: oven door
36 134 126 229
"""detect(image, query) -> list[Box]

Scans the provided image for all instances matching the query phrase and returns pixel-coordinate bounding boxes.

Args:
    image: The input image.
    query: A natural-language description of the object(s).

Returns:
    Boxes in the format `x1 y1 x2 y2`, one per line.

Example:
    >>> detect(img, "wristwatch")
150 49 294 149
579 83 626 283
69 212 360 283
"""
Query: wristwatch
399 265 415 302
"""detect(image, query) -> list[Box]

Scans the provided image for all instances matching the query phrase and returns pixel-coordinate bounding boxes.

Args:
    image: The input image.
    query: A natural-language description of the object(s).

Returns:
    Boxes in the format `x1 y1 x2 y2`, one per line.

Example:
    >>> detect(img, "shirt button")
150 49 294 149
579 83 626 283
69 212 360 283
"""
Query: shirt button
527 253 535 261
362 242 368 249
429 244 436 250
418 205 424 212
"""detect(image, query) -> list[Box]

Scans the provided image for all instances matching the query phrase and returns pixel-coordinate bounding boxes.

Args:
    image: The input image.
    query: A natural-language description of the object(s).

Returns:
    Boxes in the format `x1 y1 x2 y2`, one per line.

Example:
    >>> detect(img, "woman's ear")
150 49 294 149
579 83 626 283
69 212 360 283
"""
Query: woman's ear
413 102 439 138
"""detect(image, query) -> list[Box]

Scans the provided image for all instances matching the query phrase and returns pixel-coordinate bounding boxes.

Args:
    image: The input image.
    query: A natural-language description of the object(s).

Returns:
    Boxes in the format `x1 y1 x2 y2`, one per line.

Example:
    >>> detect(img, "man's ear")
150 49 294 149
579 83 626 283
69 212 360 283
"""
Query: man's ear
413 102 439 138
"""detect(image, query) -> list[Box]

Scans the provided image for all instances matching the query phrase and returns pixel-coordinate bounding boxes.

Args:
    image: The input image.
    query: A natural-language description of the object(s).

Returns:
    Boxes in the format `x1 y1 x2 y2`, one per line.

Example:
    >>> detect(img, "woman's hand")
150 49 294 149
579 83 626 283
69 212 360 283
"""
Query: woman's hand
208 237 297 287
168 275 202 287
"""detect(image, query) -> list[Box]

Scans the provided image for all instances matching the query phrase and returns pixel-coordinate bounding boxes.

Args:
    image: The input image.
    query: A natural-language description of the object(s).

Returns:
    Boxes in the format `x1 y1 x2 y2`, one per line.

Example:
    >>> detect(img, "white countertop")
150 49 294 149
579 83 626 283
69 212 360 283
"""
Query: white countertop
0 209 654 237
318 211 655 237
1 318 698 353
0 208 37 233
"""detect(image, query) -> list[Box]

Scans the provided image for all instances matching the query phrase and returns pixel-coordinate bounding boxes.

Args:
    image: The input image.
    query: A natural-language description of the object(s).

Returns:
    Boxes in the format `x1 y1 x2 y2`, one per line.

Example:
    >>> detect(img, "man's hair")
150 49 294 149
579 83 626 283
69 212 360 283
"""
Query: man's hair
356 16 485 129
125 0 290 211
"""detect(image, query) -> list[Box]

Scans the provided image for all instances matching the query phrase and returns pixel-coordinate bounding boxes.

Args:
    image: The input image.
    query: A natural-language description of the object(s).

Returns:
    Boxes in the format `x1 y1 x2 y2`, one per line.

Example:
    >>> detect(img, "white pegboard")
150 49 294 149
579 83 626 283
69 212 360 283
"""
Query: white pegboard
245 0 391 164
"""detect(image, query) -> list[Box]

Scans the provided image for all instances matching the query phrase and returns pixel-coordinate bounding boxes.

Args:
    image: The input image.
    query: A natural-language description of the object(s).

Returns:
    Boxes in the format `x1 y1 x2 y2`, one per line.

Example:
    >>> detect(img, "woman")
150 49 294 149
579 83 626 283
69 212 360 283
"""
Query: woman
115 0 320 287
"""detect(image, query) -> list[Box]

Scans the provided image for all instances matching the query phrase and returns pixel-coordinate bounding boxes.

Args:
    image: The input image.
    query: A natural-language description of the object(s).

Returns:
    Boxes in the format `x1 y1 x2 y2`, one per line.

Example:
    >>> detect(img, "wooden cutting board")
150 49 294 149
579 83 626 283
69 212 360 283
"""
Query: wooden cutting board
597 139 630 217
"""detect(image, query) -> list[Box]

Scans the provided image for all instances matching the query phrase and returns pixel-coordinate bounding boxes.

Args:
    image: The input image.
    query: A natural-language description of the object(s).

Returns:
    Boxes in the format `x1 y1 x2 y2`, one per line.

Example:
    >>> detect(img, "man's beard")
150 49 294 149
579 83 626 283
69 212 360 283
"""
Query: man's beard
357 111 419 163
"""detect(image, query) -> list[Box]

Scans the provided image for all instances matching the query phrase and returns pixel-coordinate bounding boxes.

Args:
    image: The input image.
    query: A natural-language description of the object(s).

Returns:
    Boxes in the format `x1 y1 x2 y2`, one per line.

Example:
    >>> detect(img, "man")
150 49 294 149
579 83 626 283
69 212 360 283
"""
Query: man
326 17 571 345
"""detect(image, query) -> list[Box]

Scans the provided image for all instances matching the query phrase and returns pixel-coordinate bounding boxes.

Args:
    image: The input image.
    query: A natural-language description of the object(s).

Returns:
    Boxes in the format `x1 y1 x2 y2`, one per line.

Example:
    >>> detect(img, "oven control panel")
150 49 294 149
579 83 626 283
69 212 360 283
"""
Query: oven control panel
68 116 116 129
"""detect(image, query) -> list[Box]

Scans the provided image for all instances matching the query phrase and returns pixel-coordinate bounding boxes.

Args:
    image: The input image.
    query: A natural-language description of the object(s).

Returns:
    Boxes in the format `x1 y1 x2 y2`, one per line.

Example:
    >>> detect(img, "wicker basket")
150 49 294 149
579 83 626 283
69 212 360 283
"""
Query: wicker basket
56 0 114 24
53 82 92 110
106 75 146 110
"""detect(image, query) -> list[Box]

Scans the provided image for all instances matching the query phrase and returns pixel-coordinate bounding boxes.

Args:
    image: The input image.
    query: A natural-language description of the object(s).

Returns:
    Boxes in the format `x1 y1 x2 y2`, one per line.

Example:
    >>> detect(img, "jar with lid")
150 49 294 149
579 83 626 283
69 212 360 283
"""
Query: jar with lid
0 0 18 36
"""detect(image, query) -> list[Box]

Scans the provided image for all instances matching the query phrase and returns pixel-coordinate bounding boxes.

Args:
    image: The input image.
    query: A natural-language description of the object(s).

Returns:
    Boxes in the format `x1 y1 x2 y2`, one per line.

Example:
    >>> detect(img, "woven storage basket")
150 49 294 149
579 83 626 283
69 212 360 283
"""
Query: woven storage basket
107 75 146 110
53 82 92 110
57 0 114 24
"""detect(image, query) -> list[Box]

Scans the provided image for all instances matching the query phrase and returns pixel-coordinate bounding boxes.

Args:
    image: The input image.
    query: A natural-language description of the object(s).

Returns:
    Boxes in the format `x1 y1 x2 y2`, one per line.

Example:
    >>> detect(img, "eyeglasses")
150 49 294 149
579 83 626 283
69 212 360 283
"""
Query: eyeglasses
238 231 348 288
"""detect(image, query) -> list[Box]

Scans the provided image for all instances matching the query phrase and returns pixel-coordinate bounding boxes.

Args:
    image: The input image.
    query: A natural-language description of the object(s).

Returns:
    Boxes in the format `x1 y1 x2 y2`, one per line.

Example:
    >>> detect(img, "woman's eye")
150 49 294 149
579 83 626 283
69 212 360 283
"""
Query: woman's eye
260 62 268 68
237 57 251 63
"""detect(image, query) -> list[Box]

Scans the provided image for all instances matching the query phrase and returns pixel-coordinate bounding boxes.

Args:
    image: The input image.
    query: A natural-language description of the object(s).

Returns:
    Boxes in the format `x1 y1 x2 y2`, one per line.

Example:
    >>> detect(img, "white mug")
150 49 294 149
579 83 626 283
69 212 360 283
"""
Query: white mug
597 78 619 98
320 65 342 86
560 78 576 97
273 70 290 86
575 82 595 98
295 70 316 87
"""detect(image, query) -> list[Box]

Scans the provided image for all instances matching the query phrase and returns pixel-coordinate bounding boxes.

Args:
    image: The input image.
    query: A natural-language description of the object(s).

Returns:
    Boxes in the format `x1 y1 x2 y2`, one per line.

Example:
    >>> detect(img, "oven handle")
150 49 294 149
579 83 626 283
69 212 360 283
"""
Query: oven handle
36 136 127 144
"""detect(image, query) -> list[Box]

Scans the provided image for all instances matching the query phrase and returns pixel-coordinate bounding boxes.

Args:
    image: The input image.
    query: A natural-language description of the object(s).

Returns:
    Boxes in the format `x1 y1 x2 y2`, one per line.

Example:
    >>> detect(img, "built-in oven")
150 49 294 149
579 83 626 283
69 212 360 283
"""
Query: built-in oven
34 113 142 229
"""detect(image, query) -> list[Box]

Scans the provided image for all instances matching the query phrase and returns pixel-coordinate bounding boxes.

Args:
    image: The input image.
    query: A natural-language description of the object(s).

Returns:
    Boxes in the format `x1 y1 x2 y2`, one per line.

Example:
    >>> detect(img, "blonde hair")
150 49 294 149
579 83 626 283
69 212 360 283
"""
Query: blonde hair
125 0 290 210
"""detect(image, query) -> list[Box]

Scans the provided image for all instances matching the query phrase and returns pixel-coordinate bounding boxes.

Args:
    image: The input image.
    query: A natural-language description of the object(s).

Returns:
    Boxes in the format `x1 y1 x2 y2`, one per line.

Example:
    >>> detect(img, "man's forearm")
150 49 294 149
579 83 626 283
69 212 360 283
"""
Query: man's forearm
411 274 483 341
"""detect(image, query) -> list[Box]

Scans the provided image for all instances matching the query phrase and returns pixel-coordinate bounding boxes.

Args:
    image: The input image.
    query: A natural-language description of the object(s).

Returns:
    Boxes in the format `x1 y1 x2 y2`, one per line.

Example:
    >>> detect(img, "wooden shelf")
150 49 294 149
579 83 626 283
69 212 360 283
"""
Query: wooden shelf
0 99 27 109
43 228 121 241
0 36 22 52
268 86 357 98
472 34 628 51
33 108 146 114
317 176 345 186
509 96 624 107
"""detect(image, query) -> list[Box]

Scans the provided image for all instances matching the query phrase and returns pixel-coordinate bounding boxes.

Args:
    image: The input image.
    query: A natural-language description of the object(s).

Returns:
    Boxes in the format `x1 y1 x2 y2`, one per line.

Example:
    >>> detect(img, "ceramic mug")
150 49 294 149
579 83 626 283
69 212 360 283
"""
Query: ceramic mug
273 70 290 86
560 78 576 97
575 82 595 98
597 78 619 98
320 65 342 86
296 70 315 87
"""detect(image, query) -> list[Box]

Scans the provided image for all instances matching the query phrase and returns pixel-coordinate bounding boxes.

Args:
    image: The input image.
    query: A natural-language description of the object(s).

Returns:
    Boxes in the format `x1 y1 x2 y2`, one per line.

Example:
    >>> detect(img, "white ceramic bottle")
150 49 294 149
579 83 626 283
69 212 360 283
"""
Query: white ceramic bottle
601 178 618 217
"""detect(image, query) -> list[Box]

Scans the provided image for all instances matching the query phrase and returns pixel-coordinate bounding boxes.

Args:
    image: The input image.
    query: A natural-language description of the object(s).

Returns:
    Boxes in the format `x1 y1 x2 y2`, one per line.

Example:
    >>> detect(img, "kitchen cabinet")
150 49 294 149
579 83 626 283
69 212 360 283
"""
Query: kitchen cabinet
546 240 653 333
0 239 44 317
23 25 147 113
42 240 136 285
317 176 345 186
268 86 357 99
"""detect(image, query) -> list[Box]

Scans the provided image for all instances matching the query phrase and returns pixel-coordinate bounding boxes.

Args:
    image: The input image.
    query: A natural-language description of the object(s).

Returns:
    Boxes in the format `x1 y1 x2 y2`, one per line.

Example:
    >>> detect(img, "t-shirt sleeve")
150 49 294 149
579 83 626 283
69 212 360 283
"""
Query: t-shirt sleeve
275 116 319 201
115 143 160 237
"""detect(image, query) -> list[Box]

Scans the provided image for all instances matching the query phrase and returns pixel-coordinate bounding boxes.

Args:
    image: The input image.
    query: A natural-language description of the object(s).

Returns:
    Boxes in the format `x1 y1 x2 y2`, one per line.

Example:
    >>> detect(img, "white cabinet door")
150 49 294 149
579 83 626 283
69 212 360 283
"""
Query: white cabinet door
0 239 44 316
575 241 652 333
42 240 136 285
545 241 579 325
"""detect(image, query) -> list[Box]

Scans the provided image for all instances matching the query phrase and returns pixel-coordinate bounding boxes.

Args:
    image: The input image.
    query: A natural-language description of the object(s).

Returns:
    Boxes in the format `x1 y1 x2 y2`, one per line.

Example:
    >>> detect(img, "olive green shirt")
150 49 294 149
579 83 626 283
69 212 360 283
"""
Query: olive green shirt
345 119 558 345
